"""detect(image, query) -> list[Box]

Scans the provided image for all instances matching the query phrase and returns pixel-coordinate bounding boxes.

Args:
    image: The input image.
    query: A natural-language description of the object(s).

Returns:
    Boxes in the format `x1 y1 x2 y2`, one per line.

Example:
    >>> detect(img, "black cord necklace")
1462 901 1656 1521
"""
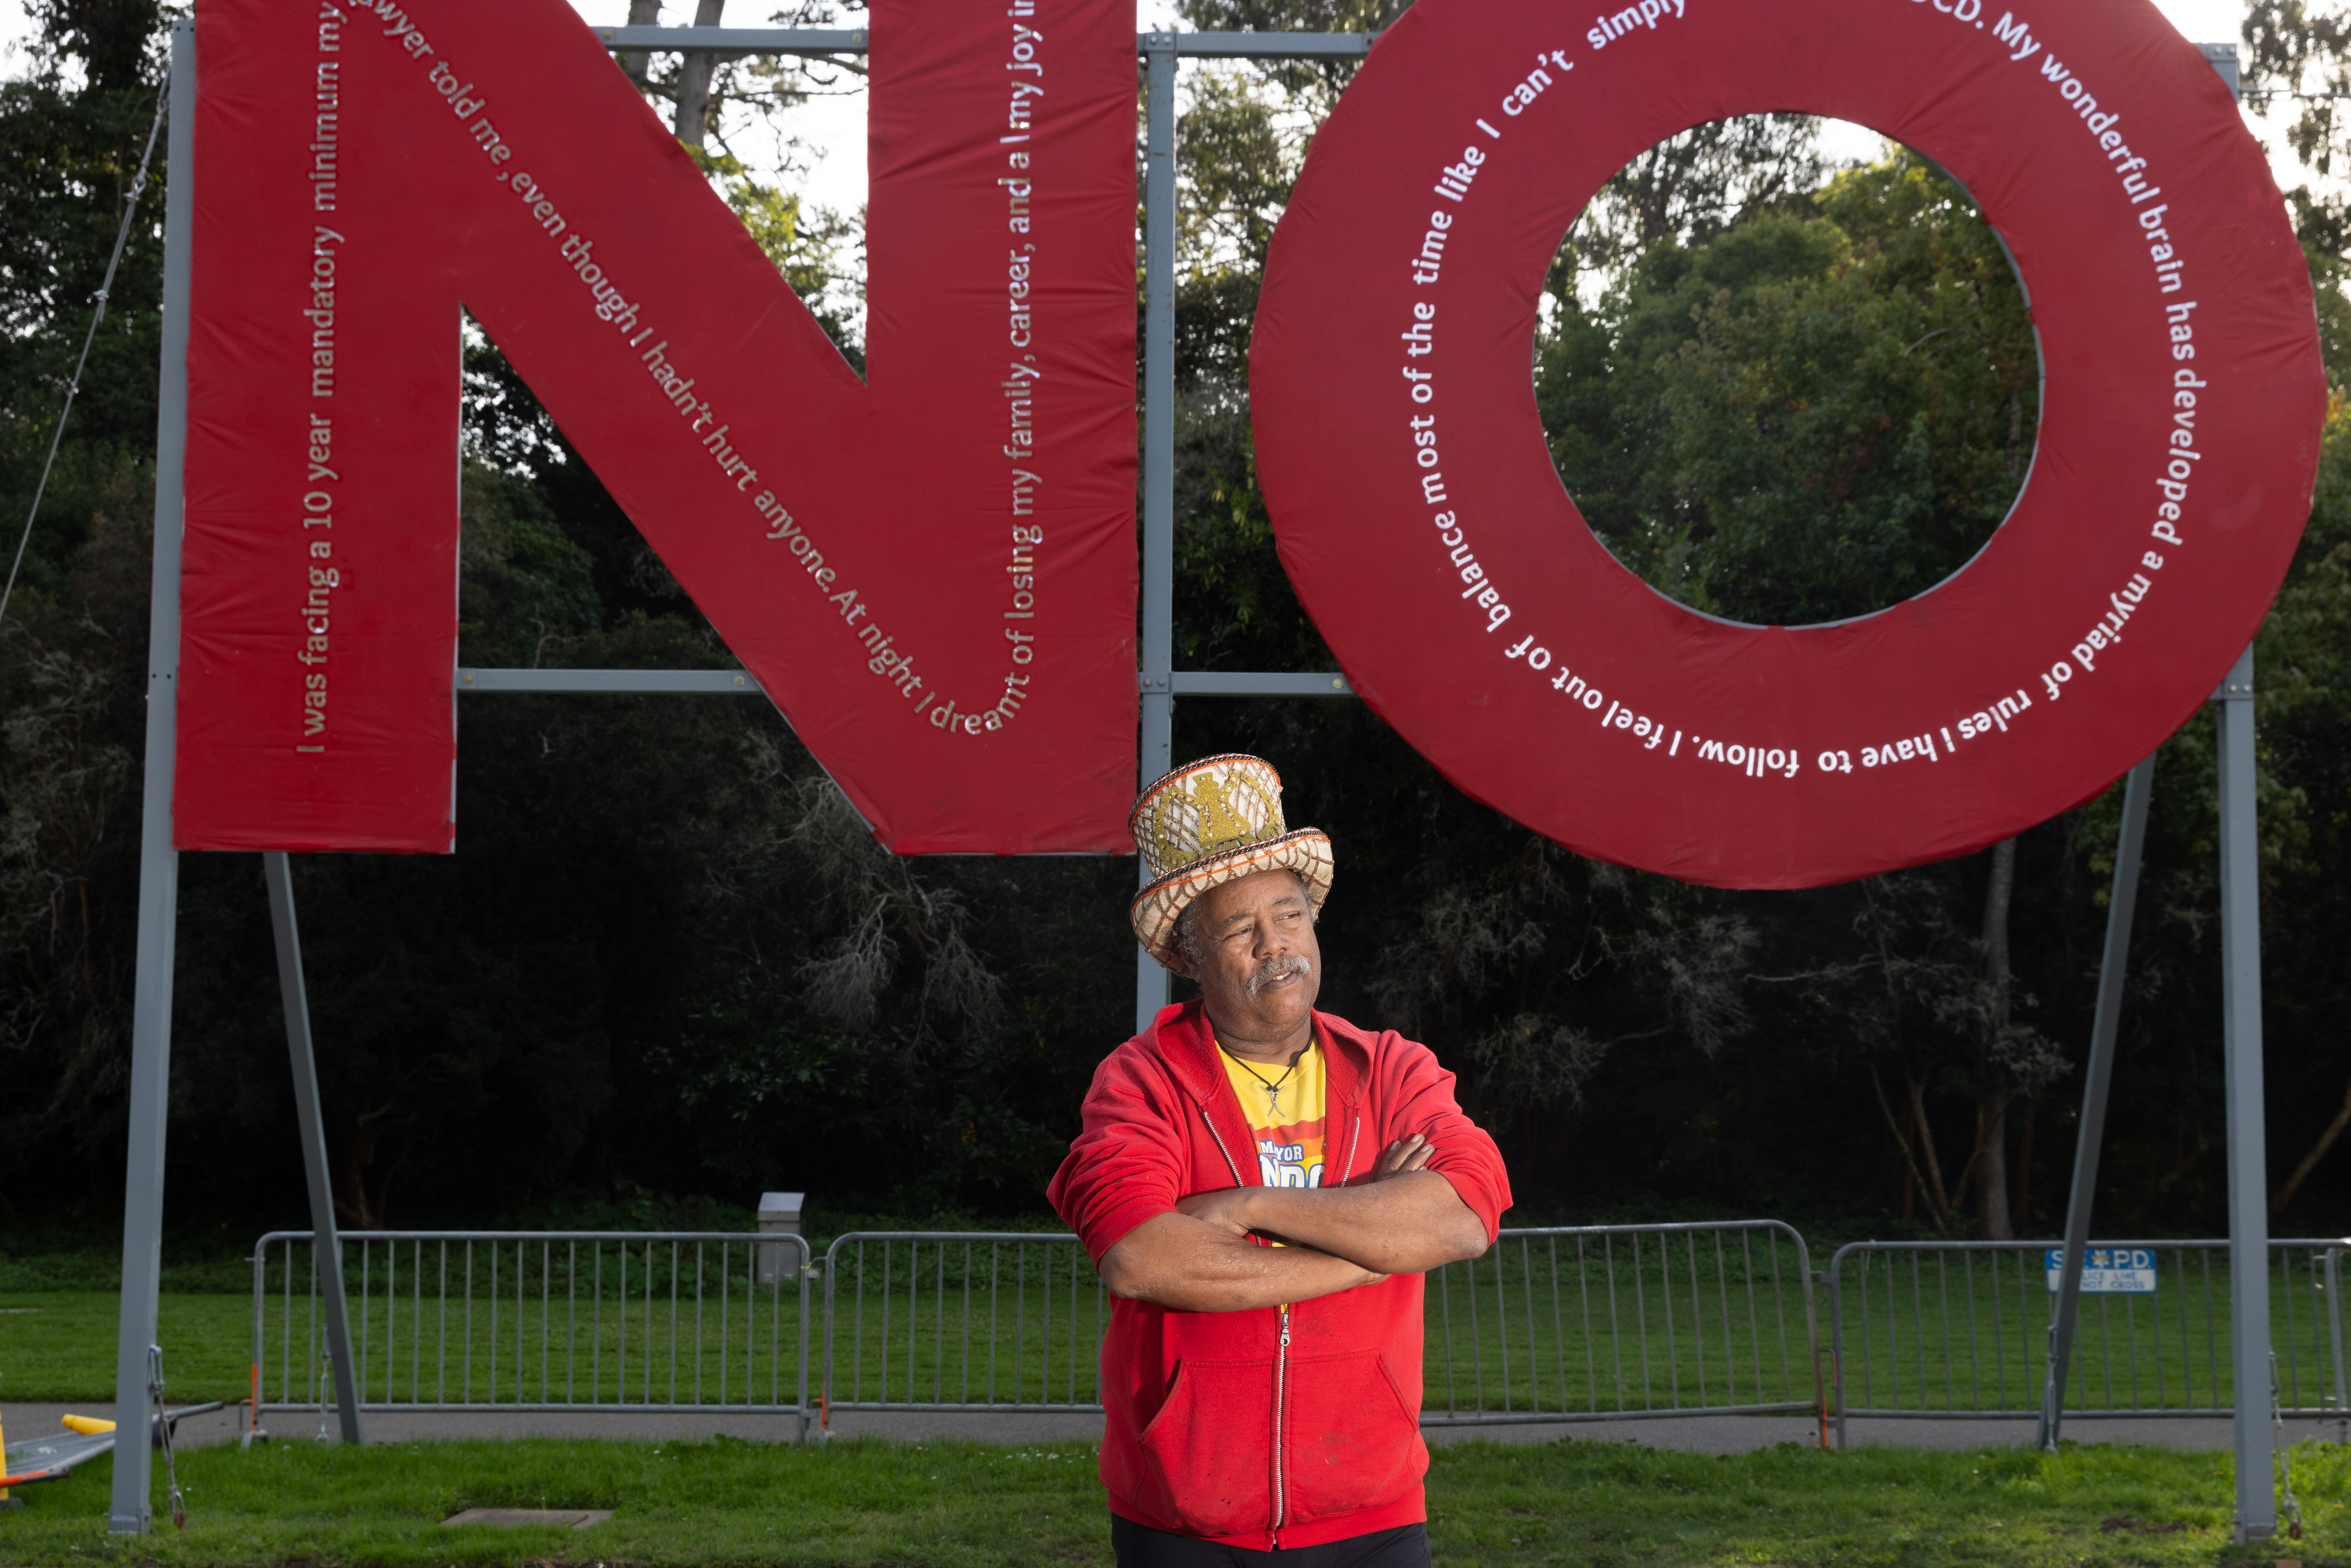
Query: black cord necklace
1225 1046 1302 1119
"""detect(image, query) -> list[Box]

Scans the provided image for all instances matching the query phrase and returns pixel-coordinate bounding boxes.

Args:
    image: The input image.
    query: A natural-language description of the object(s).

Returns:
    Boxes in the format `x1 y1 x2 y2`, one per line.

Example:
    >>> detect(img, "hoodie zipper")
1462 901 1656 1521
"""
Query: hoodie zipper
1269 1111 1359 1539
1272 1303 1291 1533
1201 1063 1352 1544
1273 1112 1354 1541
1200 1101 1283 1534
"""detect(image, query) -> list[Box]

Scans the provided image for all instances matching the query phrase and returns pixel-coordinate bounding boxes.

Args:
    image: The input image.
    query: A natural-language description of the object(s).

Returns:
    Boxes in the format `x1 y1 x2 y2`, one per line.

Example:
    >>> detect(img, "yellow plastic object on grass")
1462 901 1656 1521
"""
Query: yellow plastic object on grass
60 1414 114 1436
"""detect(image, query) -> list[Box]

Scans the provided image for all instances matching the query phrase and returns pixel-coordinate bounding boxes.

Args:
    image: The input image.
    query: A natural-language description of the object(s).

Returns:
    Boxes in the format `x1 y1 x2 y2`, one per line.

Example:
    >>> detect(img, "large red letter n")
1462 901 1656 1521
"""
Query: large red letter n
177 0 1139 853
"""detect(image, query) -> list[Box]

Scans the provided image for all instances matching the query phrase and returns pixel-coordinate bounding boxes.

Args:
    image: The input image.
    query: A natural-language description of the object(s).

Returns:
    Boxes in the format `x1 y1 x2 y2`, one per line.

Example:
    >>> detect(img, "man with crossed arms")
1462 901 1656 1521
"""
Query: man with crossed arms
1052 755 1512 1566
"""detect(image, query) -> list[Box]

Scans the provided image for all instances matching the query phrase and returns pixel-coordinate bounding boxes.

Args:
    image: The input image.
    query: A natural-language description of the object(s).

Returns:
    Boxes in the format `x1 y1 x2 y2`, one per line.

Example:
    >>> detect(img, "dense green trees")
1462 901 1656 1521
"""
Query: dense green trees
0 0 166 1216
5 0 2351 1248
1543 160 2036 627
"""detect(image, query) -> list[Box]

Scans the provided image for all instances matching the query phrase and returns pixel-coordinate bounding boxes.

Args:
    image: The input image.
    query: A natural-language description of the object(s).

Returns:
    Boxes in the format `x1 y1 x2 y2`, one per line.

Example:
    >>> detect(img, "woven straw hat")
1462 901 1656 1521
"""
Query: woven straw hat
1128 754 1333 971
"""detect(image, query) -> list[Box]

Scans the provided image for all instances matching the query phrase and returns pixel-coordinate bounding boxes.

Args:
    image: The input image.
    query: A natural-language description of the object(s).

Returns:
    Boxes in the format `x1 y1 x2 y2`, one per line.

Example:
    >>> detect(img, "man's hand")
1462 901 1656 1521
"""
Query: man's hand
1374 1132 1434 1180
1097 1211 1384 1312
1172 1186 1256 1238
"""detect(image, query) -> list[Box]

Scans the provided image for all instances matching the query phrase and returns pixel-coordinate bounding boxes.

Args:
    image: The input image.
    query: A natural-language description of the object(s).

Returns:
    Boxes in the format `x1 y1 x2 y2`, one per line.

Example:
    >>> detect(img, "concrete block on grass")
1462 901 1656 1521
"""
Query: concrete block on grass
442 1508 612 1529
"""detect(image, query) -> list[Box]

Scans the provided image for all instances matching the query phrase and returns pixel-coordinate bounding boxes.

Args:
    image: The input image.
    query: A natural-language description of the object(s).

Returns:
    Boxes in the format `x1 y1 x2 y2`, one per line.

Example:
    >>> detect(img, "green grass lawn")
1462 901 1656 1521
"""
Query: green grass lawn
0 1434 2344 1565
1 1295 255 1404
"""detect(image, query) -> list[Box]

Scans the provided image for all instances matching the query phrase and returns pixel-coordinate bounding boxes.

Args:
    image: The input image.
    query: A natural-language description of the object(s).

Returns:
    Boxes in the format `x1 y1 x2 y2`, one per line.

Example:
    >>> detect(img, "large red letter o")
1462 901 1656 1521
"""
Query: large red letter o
1252 0 2322 887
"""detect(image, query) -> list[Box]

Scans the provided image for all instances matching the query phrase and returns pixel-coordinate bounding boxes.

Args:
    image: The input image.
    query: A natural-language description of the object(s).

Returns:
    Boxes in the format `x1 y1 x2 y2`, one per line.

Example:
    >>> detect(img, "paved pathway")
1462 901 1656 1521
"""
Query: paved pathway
13 1400 2338 1454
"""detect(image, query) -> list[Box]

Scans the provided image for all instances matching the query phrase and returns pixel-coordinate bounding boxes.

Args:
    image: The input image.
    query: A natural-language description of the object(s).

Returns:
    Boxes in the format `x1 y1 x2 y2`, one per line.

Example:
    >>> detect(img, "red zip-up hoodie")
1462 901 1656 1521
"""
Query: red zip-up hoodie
1047 1001 1511 1552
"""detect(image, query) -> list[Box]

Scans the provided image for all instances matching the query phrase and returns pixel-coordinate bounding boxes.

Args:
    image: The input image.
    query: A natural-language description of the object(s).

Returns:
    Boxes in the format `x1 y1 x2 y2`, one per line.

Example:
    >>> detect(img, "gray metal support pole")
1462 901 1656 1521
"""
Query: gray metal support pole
262 853 364 1445
2185 42 2271 1537
107 24 194 1532
2036 32 2252 1469
2036 751 2154 1450
1134 33 1176 1036
2215 645 2273 1541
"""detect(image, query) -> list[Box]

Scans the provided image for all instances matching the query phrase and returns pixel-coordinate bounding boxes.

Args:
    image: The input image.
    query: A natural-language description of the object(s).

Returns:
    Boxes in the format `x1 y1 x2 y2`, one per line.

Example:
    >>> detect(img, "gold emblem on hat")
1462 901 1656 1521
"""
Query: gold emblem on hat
1190 773 1259 854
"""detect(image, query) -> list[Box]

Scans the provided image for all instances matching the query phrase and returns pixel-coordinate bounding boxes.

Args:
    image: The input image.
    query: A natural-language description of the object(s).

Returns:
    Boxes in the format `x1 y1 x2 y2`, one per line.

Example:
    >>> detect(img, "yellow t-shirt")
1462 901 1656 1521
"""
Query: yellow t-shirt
1219 1042 1327 1190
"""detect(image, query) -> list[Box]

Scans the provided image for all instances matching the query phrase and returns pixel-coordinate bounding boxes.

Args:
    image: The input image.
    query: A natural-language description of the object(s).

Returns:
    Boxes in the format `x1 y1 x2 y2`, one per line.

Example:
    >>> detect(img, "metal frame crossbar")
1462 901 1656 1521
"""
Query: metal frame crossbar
450 668 1355 697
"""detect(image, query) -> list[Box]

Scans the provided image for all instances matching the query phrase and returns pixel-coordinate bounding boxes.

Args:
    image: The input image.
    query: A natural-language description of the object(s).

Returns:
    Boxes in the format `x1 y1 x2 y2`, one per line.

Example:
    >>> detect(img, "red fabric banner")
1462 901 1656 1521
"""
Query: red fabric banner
177 0 1138 853
1252 0 2322 888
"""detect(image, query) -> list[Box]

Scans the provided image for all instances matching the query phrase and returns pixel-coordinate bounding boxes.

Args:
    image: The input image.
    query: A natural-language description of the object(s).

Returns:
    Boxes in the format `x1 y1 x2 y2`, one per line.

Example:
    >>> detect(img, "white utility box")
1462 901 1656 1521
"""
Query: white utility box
756 1191 806 1287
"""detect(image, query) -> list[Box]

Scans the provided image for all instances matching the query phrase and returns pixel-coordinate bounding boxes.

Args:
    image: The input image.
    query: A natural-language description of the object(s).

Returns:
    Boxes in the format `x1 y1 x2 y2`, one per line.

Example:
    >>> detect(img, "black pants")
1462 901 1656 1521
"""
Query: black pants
1111 1515 1433 1567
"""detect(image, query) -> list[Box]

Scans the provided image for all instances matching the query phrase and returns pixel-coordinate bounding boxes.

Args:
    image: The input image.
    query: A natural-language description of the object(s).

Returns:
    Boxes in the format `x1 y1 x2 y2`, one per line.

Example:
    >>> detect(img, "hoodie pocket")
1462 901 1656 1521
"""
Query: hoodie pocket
1284 1350 1421 1523
1136 1358 1274 1538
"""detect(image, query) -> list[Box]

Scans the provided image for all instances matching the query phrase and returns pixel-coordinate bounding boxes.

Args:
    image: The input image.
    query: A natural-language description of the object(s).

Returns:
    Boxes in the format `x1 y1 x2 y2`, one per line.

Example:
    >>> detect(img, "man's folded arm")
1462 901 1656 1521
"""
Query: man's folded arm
1218 1170 1489 1276
1096 1211 1382 1312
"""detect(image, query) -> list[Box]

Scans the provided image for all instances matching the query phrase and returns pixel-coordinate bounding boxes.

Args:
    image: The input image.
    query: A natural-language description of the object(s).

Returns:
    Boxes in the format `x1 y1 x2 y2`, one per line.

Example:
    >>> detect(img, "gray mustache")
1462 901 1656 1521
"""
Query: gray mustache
1245 954 1312 998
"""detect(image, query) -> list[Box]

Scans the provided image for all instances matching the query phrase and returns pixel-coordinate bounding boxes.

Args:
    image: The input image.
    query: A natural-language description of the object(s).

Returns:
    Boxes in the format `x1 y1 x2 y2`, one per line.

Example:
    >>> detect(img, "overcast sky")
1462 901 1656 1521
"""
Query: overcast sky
0 0 2273 244
551 0 2254 218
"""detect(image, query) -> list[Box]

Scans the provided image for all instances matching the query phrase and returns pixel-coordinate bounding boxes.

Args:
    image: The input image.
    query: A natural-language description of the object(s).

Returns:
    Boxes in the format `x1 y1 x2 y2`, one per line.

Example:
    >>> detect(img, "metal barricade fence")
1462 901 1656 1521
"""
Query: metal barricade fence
813 1223 1821 1428
1824 1237 2351 1447
253 1226 1827 1433
821 1233 1105 1414
1422 1222 1822 1425
252 1231 813 1435
259 1226 2351 1443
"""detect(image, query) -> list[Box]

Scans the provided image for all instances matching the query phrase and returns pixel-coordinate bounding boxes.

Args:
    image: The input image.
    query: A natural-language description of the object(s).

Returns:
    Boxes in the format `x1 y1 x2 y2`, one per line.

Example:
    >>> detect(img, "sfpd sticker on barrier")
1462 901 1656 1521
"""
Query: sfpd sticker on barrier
2045 1248 2158 1293
1252 0 2324 889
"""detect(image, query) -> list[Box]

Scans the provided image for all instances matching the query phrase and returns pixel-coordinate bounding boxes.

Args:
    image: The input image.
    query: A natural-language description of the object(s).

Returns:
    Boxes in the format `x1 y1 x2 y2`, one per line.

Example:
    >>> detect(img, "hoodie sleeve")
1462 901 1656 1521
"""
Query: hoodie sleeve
1047 1042 1197 1266
1375 1032 1512 1244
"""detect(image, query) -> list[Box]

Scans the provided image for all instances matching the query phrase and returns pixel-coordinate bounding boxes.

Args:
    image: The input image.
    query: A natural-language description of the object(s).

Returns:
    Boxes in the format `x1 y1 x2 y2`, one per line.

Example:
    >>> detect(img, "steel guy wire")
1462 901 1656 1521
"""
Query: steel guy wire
148 1344 185 1529
2273 1351 2306 1541
0 74 170 632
